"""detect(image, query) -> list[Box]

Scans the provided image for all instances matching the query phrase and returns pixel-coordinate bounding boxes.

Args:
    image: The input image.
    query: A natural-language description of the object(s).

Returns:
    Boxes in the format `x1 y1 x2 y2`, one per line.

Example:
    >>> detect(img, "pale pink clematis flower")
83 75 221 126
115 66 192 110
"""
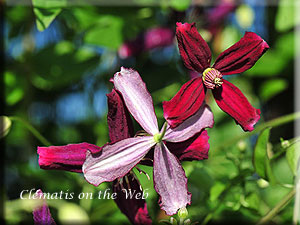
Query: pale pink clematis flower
83 67 214 215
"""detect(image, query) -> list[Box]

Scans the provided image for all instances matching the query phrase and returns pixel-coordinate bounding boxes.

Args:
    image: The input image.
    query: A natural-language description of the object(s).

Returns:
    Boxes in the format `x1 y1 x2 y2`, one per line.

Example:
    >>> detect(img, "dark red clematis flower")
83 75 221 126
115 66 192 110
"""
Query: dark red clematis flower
163 22 269 131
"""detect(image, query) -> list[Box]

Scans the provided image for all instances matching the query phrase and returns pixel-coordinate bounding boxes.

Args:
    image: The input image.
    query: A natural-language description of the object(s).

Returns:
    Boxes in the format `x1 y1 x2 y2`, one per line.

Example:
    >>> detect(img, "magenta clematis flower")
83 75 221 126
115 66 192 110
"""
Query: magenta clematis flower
32 190 56 225
163 22 269 131
83 67 214 215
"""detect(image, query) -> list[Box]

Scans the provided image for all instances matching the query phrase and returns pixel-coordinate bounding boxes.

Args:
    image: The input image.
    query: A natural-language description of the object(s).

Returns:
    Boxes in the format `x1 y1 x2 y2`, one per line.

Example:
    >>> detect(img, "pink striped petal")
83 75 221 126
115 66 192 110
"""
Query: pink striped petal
113 173 152 225
153 143 191 215
213 80 260 131
213 32 269 75
113 67 159 135
163 77 206 128
176 22 211 73
83 136 155 186
33 190 56 225
164 104 213 143
107 89 134 142
166 130 210 161
37 143 102 173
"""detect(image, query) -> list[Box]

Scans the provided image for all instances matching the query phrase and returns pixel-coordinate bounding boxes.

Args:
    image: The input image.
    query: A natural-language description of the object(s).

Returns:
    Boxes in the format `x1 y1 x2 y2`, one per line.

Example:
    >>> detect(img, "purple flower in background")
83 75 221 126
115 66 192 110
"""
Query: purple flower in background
118 27 174 59
83 67 214 215
32 190 56 225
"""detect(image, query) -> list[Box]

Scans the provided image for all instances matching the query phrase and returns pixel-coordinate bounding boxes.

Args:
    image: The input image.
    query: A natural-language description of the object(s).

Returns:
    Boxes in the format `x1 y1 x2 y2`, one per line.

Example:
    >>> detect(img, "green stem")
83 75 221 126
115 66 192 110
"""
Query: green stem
9 116 52 146
214 111 300 152
257 188 296 225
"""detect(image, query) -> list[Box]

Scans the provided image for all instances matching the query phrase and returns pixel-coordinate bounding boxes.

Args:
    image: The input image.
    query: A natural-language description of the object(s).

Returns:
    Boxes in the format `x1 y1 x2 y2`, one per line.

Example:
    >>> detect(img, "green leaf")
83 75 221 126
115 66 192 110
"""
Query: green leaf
0 116 12 138
170 0 191 11
286 142 300 176
259 79 288 101
32 0 67 31
210 182 226 202
58 203 89 224
84 15 124 49
253 127 276 183
275 0 300 32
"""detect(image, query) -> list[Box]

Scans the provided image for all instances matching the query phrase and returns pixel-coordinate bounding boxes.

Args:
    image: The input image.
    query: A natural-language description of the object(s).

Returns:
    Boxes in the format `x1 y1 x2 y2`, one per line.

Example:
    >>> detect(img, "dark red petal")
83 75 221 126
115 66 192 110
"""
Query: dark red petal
163 77 206 128
176 22 211 73
213 80 260 132
37 143 102 173
166 130 210 161
113 174 152 225
213 32 269 75
107 89 134 142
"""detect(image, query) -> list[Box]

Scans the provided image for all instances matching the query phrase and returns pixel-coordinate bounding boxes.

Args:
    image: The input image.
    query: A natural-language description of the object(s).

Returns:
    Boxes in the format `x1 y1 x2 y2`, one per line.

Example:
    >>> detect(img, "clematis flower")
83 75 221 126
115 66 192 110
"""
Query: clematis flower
83 67 214 215
163 22 269 131
32 189 56 225
38 89 152 225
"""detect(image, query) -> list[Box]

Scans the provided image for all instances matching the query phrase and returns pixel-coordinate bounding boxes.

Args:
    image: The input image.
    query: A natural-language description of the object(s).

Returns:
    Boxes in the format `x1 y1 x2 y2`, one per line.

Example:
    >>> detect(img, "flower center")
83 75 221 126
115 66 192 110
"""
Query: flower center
153 133 163 143
202 68 223 89
153 122 167 144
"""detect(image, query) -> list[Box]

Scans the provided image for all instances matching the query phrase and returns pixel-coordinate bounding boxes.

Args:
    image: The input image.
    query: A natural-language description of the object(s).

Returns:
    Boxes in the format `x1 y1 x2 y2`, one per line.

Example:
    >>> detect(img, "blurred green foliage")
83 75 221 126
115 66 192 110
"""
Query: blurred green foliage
3 1 300 225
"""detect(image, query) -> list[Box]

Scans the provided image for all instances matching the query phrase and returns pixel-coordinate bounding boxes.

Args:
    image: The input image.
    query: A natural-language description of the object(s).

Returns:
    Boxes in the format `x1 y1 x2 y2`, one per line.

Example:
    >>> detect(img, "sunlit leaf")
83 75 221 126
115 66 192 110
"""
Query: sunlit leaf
259 79 288 101
253 127 276 184
58 203 89 224
32 0 67 31
0 116 12 138
170 0 191 11
244 193 260 210
84 15 124 49
210 182 226 202
236 4 254 28
275 0 300 32
286 142 300 176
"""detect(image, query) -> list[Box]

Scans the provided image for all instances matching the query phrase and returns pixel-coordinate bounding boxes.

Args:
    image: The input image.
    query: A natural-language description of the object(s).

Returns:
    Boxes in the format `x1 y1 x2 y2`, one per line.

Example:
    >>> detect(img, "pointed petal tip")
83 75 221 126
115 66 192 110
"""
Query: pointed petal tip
113 67 159 135
153 143 192 216
83 137 155 187
242 108 261 132
213 80 261 132
176 22 211 73
213 31 269 75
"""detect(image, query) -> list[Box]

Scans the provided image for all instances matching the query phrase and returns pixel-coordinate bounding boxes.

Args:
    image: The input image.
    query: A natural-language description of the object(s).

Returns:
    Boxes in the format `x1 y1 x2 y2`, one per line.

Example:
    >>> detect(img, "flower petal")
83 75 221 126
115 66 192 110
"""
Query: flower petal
107 89 134 142
212 80 260 131
176 22 211 73
163 77 206 128
37 143 102 173
113 173 152 225
113 67 159 135
83 136 155 186
164 103 213 142
153 143 191 215
33 190 56 225
213 32 269 75
166 130 210 161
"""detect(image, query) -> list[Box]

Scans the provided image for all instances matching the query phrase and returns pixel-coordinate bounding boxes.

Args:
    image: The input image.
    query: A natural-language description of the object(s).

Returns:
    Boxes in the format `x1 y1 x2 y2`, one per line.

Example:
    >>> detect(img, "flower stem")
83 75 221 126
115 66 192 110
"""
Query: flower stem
257 188 296 225
214 111 300 152
9 116 52 146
